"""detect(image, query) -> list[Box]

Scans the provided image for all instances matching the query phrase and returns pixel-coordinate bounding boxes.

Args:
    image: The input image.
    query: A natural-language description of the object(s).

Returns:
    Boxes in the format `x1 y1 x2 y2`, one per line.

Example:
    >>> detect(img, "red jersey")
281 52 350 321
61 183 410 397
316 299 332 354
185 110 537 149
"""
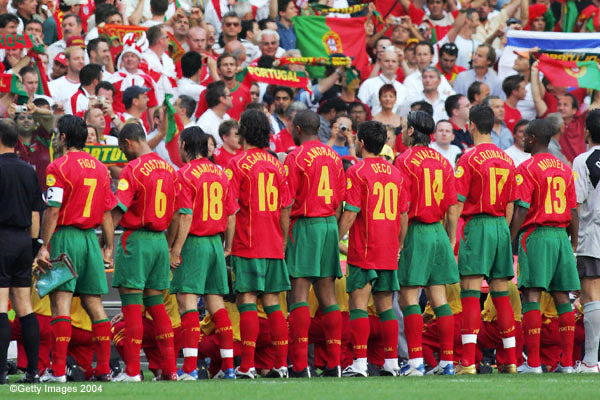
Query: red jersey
45 151 117 229
226 148 292 259
176 158 237 237
455 143 518 219
116 153 179 231
436 63 466 85
194 82 251 121
284 140 346 219
345 158 409 270
213 146 242 168
394 146 457 223
504 103 522 134
273 128 296 153
515 153 577 229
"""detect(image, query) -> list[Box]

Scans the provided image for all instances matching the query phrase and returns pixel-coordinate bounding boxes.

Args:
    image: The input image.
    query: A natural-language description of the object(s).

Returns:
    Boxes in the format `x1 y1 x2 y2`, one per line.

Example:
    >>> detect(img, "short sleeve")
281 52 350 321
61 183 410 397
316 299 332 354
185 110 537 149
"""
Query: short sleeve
515 165 532 209
225 159 240 201
454 155 471 203
103 170 118 211
443 168 458 208
279 168 293 209
335 159 347 208
398 174 410 214
45 162 65 208
284 152 299 197
344 166 362 213
566 170 578 210
116 165 137 212
176 170 193 215
573 155 591 204
224 178 239 216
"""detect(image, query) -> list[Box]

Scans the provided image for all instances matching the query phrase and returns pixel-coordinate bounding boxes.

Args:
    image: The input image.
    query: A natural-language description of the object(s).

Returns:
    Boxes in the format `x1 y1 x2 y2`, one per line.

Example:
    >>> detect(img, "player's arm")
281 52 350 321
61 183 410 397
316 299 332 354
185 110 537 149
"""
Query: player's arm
338 209 357 241
280 206 291 253
111 207 124 230
509 204 528 243
568 207 579 253
505 201 514 225
100 210 114 267
398 211 408 254
446 202 463 249
169 213 192 269
34 206 60 271
166 212 180 248
224 215 236 258
30 211 40 238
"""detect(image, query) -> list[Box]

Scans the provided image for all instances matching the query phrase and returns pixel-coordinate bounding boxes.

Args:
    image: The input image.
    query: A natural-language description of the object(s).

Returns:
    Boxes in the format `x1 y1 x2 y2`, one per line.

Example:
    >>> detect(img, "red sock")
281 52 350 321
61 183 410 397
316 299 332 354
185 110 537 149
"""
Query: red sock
146 303 176 375
50 316 71 376
558 311 575 367
460 294 481 366
266 308 288 369
91 320 112 375
288 303 310 372
180 311 200 373
322 306 342 368
380 316 399 361
213 308 234 370
239 305 259 372
121 304 143 376
437 315 454 362
402 306 423 360
349 310 369 360
423 345 438 367
522 305 541 368
491 294 517 365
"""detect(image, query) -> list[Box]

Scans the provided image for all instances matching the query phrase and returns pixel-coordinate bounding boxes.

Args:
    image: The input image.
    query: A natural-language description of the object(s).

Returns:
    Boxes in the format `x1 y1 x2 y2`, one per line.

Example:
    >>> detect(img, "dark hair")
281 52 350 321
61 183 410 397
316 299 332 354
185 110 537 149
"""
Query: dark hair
331 113 353 132
0 13 19 28
245 102 267 112
586 109 600 144
444 94 464 117
94 3 112 24
318 97 347 115
469 104 494 134
223 11 240 21
257 54 275 68
24 19 42 31
57 115 88 150
478 44 496 66
357 120 386 155
274 86 293 100
349 102 367 113
513 119 529 135
410 100 433 117
378 83 396 99
278 0 294 13
217 52 236 69
0 118 18 147
218 119 238 139
293 110 320 136
374 36 391 50
562 93 579 111
19 66 36 80
147 24 165 46
415 40 434 55
407 110 434 146
150 0 168 16
502 74 525 98
87 37 109 58
257 18 275 30
178 95 196 119
181 51 203 78
180 126 208 159
467 81 483 103
95 81 115 96
33 97 50 108
62 13 81 27
79 64 103 86
439 42 458 58
525 118 553 146
482 95 501 107
119 122 146 144
206 80 226 108
240 19 256 39
239 109 270 148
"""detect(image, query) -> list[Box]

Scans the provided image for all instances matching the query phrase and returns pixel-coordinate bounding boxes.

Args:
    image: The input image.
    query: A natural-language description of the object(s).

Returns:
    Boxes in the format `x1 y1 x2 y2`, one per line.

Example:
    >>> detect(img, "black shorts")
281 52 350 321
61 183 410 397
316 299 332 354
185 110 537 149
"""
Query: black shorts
577 255 600 278
0 227 33 287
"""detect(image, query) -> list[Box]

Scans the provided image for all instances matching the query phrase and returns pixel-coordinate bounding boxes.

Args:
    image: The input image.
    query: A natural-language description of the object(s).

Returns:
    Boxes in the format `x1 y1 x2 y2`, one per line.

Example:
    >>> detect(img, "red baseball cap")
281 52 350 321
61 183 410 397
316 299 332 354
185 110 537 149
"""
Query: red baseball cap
54 53 67 66
66 35 85 49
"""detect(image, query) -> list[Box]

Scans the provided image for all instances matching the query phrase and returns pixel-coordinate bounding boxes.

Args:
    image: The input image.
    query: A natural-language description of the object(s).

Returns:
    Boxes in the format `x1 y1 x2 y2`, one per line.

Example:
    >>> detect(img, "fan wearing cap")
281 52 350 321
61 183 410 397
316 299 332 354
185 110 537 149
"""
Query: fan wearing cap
142 24 177 105
50 53 68 80
48 45 85 110
46 13 86 71
121 86 151 134
436 43 466 86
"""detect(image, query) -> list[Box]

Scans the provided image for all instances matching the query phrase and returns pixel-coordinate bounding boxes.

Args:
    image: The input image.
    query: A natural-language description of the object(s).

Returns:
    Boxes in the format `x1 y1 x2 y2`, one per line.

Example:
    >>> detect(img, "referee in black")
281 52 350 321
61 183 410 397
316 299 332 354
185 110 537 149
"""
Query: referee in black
0 118 41 384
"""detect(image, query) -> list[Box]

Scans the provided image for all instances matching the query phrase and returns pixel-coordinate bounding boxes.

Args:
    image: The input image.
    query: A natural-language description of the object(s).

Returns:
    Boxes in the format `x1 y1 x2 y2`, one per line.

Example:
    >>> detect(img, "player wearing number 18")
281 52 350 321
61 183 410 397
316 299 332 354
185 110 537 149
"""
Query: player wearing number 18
449 104 519 375
35 115 117 383
509 119 580 374
111 122 180 382
393 110 460 376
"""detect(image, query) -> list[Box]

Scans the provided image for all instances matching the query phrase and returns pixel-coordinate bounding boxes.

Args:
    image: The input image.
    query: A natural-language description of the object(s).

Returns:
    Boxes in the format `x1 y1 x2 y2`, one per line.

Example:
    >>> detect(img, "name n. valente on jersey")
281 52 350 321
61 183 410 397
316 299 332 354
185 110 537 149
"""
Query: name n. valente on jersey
409 148 449 168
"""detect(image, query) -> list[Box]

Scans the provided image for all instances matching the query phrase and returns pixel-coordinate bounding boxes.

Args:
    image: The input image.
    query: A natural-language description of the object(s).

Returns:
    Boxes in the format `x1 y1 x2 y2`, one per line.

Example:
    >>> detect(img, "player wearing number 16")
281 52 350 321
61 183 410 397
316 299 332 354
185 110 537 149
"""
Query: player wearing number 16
35 116 117 383
111 123 180 382
393 110 460 376
509 119 580 374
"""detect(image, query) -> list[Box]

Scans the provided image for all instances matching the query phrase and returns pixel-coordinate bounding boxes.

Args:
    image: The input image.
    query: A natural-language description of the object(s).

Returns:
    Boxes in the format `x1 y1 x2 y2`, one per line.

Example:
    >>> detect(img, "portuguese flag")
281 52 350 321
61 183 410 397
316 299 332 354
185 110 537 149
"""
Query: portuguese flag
164 94 185 168
293 16 368 78
538 54 600 90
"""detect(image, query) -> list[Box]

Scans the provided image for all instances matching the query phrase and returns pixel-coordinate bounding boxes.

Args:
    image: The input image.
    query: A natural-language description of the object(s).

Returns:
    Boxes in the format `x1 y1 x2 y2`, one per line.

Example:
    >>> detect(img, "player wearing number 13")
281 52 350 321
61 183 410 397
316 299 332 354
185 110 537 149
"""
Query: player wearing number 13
393 110 459 376
510 119 580 374
111 123 180 381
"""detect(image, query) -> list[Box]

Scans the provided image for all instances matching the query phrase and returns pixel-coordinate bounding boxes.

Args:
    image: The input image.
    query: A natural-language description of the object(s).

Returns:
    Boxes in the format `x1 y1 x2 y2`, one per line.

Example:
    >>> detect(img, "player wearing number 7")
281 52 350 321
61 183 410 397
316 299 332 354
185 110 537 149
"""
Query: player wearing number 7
35 115 117 383
111 123 180 382
393 110 460 376
509 119 580 374
449 104 519 375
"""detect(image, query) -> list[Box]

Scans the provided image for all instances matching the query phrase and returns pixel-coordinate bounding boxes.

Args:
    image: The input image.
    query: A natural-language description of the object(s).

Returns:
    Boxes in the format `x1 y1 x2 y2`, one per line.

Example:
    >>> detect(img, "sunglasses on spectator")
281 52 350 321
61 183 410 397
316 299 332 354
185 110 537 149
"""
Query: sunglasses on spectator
225 22 240 27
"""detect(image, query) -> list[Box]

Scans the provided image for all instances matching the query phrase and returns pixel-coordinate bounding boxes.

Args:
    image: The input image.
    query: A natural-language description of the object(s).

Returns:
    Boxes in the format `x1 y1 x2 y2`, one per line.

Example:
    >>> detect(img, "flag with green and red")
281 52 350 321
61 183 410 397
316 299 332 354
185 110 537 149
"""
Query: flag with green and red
163 94 185 168
537 53 600 90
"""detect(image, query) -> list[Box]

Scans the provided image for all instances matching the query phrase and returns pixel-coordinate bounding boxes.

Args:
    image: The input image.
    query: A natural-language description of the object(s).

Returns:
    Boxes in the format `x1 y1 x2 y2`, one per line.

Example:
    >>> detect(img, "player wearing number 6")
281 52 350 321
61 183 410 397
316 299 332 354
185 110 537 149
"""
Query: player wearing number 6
449 104 519 375
168 128 237 380
111 123 180 382
35 115 117 383
509 119 580 374
393 110 459 376
225 109 292 379
284 110 347 378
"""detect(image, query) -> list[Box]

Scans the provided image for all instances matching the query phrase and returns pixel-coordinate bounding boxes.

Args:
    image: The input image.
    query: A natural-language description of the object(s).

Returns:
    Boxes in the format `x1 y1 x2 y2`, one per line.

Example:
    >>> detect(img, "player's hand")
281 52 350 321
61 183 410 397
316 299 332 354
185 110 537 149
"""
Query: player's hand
224 248 231 258
169 249 181 269
103 247 114 268
34 246 52 274
190 7 204 21
449 238 456 250
111 313 123 325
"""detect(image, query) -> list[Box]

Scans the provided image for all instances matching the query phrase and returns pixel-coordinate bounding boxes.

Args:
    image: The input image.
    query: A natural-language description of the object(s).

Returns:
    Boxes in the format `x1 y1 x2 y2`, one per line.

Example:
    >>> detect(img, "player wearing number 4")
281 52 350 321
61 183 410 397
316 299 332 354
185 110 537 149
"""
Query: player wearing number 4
168 127 237 380
284 110 347 378
393 111 460 377
35 116 117 383
225 109 292 379
338 121 409 377
509 119 580 374
448 104 519 375
111 123 180 382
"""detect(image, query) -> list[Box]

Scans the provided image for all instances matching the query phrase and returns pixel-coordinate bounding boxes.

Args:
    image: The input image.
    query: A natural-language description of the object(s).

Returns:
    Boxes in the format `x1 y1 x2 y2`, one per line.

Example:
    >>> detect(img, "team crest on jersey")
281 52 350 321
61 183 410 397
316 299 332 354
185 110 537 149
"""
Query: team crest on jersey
515 174 523 185
346 177 352 189
573 170 578 181
284 165 289 176
118 179 129 191
225 168 233 180
46 174 56 187
321 31 343 55
455 166 464 178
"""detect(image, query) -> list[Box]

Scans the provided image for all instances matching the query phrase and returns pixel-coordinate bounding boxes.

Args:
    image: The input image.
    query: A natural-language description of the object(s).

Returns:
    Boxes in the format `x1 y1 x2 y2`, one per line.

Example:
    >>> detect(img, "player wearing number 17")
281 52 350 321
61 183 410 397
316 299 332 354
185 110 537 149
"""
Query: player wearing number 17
111 123 180 382
509 119 580 374
35 116 117 383
393 110 460 376
449 104 519 375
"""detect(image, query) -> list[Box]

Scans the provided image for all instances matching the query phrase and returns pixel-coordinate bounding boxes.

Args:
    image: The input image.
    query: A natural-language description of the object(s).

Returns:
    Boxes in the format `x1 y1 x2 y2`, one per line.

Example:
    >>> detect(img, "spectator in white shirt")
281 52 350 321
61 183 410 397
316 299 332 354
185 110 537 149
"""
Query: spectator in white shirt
174 95 198 129
504 119 531 166
403 41 454 100
87 37 115 80
430 119 462 169
140 0 168 27
177 51 206 101
48 46 84 109
197 81 232 147
46 14 83 69
403 67 449 122
142 24 177 104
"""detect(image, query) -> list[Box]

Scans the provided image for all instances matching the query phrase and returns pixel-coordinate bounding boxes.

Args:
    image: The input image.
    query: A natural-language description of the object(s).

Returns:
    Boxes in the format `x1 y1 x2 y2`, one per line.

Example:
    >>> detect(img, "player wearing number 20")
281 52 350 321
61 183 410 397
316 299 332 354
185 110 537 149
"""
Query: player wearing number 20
111 123 180 381
451 104 519 375
36 116 117 383
393 110 459 377
510 119 580 374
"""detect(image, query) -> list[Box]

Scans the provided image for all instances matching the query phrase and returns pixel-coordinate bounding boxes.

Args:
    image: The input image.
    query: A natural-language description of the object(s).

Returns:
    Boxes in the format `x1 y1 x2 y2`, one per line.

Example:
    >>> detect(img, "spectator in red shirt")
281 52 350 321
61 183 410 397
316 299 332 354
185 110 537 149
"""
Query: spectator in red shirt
502 75 526 133
557 93 587 163
213 120 242 167
436 43 465 86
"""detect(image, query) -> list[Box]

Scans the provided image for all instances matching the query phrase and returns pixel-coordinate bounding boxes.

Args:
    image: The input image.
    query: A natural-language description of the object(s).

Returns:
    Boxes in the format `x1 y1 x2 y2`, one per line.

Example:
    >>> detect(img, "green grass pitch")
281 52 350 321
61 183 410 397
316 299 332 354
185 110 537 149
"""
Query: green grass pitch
3 375 600 400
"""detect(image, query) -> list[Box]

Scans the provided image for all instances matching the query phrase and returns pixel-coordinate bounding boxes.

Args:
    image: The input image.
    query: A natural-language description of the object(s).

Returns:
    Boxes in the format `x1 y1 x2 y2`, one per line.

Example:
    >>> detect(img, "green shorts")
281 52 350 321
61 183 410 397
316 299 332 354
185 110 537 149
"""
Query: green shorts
346 264 399 293
458 215 514 280
170 234 229 295
231 256 290 294
397 222 459 287
49 226 108 295
286 216 342 279
113 229 170 291
517 226 580 292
